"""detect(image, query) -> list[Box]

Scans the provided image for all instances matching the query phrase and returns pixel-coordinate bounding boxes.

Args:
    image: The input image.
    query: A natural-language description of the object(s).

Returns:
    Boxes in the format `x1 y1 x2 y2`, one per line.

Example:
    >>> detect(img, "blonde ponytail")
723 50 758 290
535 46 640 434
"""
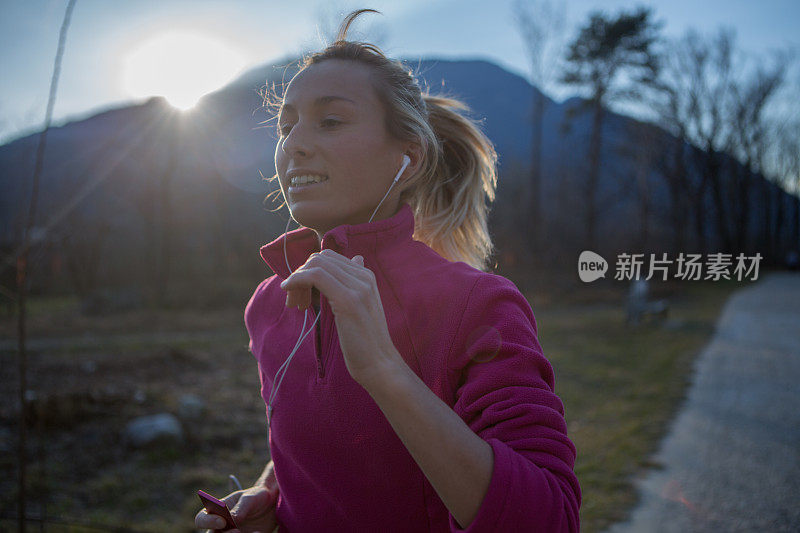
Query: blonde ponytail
404 95 498 271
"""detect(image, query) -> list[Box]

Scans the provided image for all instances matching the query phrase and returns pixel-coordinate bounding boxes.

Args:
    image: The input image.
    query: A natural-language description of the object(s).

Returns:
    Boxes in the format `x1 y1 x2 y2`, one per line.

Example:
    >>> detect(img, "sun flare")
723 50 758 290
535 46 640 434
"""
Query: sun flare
122 31 247 110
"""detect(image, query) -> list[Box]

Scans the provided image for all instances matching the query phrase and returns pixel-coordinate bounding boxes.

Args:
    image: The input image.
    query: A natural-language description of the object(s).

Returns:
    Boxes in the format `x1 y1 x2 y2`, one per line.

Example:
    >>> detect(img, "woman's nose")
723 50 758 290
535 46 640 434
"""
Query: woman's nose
281 121 311 158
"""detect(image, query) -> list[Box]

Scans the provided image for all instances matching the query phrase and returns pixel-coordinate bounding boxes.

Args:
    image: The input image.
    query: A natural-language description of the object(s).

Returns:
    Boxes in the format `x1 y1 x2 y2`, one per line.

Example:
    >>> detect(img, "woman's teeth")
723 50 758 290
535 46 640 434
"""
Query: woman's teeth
290 175 328 186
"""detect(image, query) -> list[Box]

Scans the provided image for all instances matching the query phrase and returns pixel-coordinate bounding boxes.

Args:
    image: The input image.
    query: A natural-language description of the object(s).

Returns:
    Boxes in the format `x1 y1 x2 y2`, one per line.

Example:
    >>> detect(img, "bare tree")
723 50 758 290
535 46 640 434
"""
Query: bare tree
560 6 663 251
729 50 791 256
511 0 566 256
16 1 78 528
647 35 711 253
769 117 800 260
650 28 793 259
616 119 663 252
681 29 741 252
649 28 739 253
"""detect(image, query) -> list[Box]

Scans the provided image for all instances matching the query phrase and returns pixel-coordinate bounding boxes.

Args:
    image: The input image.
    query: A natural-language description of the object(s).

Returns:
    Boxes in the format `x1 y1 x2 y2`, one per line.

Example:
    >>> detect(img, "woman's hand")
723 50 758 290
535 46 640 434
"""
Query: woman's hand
195 484 278 533
280 249 405 386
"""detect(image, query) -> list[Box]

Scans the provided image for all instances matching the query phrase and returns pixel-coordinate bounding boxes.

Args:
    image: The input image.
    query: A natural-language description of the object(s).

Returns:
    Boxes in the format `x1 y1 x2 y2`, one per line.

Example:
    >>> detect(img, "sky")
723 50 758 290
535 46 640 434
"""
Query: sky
2 0 799 145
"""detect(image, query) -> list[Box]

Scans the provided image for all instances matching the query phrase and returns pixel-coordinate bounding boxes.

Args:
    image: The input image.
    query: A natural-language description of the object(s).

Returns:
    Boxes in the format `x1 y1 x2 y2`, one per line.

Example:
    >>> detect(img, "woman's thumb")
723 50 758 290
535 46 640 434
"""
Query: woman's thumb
232 489 276 518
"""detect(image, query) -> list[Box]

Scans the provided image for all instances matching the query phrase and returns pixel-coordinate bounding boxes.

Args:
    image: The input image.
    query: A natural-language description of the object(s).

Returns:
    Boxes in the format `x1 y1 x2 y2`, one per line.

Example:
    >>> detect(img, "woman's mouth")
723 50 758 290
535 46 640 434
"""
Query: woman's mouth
288 175 329 193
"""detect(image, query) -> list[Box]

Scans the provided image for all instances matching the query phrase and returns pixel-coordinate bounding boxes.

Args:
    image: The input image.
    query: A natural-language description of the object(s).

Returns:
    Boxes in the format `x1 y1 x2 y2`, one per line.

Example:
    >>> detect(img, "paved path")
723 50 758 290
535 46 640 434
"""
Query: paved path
604 272 800 533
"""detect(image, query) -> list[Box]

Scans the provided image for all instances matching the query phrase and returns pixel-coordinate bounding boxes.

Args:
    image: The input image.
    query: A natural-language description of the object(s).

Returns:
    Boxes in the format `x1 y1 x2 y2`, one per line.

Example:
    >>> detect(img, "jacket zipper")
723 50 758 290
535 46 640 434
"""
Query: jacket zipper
314 301 325 378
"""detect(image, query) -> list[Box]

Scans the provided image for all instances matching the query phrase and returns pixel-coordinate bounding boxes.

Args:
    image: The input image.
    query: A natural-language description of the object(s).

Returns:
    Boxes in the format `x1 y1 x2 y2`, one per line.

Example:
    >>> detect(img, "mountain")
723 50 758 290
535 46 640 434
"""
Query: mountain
1 56 795 297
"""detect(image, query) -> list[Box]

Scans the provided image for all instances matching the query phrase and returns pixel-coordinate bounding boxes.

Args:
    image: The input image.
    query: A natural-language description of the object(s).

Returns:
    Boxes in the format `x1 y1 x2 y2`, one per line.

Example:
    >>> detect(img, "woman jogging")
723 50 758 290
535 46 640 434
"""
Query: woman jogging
196 8 581 532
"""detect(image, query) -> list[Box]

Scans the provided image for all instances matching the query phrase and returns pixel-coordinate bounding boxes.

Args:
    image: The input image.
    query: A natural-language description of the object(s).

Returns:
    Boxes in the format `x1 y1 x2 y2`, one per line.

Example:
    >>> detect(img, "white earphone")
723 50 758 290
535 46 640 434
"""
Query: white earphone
396 154 411 181
268 153 412 424
369 153 410 221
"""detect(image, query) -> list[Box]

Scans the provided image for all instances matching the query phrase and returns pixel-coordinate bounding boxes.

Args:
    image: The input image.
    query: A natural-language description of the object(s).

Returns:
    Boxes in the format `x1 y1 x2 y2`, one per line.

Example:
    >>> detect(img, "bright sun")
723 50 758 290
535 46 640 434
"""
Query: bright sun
122 31 247 110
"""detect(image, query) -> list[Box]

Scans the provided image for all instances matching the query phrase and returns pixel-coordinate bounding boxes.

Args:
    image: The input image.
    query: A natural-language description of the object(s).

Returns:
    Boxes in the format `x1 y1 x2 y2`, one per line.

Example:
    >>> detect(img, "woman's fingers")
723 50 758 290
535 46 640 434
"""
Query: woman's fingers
283 266 360 312
284 286 311 310
195 489 243 530
231 487 278 518
282 252 369 312
194 509 227 530
328 251 369 281
195 482 281 532
223 490 244 506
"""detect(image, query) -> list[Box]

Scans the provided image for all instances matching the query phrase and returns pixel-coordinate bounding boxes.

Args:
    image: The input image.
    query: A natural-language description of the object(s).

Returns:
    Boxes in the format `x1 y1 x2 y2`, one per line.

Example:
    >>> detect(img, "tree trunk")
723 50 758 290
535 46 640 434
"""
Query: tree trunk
688 148 709 254
585 99 604 251
773 185 785 261
668 138 688 254
634 149 650 253
794 194 800 253
732 162 751 253
528 90 545 256
706 150 733 252
761 175 772 262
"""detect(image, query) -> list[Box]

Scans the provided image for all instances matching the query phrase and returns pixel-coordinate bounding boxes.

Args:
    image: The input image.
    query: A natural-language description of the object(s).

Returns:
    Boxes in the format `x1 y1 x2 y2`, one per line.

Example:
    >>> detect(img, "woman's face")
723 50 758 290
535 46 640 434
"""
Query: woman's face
275 59 410 239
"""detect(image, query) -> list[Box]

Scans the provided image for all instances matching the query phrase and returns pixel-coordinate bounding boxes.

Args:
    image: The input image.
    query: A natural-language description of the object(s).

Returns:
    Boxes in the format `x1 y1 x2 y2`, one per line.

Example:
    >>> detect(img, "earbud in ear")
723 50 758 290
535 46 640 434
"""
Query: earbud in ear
395 154 411 182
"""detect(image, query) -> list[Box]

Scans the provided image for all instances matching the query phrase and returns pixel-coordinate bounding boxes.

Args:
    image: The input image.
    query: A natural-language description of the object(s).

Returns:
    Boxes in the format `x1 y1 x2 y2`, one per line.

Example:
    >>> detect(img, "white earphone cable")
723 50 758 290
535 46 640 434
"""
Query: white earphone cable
267 155 410 423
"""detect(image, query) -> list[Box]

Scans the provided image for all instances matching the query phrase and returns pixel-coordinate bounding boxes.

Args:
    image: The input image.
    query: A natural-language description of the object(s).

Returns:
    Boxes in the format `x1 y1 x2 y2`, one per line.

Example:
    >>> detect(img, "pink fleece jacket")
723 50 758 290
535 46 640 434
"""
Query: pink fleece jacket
245 202 581 532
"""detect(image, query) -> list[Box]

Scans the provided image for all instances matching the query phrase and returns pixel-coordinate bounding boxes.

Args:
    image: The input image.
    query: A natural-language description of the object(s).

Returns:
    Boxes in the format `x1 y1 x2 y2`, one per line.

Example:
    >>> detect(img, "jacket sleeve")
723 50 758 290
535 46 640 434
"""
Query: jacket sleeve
445 274 581 533
244 277 272 356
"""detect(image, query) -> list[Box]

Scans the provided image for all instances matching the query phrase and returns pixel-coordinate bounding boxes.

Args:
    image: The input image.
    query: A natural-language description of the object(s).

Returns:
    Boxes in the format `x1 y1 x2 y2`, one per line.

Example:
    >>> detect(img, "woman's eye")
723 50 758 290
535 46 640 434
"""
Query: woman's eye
278 118 341 137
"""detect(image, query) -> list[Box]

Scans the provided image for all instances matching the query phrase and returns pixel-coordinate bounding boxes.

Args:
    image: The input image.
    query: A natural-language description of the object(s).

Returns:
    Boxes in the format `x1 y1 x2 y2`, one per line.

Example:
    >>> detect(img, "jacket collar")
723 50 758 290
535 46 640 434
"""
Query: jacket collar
260 202 416 280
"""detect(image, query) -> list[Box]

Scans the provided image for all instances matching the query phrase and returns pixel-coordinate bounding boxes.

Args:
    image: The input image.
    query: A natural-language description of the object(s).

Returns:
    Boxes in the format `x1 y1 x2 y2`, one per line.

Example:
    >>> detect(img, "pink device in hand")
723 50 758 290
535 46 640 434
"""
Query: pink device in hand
197 489 238 531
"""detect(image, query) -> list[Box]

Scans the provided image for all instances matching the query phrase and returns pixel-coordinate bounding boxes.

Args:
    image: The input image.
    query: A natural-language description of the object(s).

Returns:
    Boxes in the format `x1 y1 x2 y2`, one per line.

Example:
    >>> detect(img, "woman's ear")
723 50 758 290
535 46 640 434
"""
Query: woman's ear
401 142 424 182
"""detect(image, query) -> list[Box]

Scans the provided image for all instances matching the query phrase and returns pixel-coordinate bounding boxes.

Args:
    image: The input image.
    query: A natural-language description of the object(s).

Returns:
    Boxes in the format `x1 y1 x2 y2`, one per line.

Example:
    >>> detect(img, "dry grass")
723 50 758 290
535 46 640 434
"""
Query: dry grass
0 276 742 531
531 278 741 532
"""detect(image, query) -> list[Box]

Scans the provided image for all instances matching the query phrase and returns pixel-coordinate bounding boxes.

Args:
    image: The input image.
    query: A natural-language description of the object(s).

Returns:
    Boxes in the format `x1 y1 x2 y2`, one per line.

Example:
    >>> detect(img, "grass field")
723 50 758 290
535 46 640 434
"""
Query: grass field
0 276 742 532
534 278 742 532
